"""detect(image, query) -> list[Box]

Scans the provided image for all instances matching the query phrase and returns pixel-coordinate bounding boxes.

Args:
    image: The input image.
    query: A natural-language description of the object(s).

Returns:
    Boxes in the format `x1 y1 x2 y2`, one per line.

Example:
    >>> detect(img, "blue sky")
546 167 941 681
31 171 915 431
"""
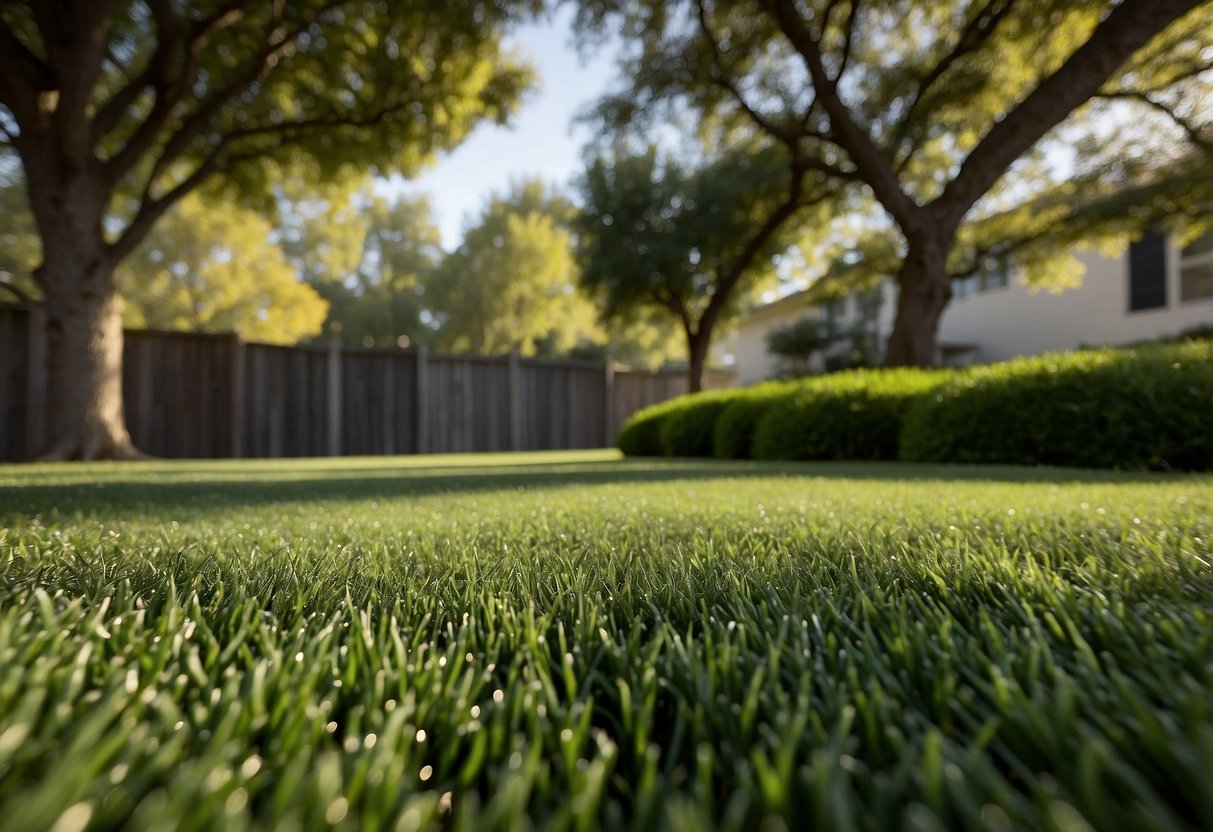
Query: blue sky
379 7 618 248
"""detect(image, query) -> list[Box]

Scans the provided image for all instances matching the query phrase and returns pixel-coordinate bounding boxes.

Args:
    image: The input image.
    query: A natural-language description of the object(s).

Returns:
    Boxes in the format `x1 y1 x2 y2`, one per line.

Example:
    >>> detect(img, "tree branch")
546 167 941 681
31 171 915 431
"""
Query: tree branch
696 163 825 339
695 0 798 148
888 0 1015 171
111 101 397 261
93 0 250 142
935 0 1205 232
0 19 55 128
760 0 920 232
1096 89 1212 153
106 1 344 183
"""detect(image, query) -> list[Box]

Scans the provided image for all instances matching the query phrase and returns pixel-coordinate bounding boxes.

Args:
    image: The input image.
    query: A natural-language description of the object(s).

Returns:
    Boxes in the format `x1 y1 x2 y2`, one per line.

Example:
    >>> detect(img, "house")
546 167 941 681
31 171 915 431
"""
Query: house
723 229 1213 385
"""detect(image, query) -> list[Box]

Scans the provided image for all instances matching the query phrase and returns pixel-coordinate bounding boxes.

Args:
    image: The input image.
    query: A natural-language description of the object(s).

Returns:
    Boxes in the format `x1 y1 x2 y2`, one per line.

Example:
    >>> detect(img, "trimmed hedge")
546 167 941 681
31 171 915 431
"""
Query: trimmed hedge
614 397 686 456
617 341 1213 470
900 342 1213 470
659 390 744 457
751 368 951 461
713 382 789 459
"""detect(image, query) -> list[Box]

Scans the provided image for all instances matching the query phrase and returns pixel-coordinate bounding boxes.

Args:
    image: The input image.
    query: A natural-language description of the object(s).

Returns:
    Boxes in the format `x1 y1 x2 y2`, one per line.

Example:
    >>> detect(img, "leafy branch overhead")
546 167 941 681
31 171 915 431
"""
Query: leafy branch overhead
574 0 1213 366
0 1 537 262
0 0 541 460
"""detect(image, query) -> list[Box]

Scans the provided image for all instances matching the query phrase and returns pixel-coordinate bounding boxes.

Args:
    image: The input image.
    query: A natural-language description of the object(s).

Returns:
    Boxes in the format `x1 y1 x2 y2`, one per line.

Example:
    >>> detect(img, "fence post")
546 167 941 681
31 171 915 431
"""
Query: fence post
229 334 245 458
326 333 342 456
382 356 395 456
415 345 429 454
603 359 616 448
508 349 522 452
25 305 48 458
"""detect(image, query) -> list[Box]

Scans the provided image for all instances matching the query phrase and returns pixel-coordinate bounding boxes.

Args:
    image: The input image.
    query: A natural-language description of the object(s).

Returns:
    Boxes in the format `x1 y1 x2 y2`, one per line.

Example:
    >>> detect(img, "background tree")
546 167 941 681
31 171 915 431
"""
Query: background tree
335 194 444 349
428 181 599 355
0 153 38 303
575 0 1212 367
576 144 830 391
118 192 328 343
0 0 536 459
274 176 370 299
279 186 445 348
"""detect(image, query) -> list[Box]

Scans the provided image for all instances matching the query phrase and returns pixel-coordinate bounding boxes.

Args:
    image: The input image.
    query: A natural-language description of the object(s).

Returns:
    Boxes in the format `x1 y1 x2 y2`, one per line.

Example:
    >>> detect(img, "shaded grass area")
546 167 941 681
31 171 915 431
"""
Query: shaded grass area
0 451 1211 830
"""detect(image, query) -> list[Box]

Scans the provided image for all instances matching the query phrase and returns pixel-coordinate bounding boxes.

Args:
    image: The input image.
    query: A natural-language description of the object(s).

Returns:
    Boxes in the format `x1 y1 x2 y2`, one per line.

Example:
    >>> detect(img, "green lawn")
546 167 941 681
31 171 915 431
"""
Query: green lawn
1 451 1210 831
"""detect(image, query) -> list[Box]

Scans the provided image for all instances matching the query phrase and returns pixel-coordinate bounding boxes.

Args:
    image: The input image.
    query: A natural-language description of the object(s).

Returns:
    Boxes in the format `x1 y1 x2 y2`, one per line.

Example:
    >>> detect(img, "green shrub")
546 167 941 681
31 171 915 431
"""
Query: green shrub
900 342 1213 470
752 368 952 461
658 390 744 457
615 397 686 456
713 382 796 459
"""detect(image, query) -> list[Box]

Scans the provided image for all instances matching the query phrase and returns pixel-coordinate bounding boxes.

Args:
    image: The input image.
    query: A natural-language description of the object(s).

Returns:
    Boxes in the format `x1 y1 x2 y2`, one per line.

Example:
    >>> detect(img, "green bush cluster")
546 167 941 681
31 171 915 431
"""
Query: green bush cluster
751 368 949 461
713 382 787 459
615 391 737 457
901 341 1213 470
658 389 744 457
615 340 1213 470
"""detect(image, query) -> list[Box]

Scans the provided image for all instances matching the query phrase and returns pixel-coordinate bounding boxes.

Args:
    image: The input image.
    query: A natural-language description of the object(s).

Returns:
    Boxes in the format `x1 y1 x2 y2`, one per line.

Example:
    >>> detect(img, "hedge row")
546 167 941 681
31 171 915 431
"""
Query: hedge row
617 340 1213 471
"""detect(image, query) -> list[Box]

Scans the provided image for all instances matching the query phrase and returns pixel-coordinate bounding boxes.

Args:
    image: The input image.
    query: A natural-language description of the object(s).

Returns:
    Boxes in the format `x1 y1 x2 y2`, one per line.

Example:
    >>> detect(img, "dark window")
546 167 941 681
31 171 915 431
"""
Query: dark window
1128 231 1167 311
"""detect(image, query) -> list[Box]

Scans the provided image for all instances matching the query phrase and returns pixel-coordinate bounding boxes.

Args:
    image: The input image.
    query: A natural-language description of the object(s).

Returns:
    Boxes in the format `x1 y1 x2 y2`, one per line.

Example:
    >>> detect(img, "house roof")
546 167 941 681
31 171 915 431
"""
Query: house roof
741 288 817 328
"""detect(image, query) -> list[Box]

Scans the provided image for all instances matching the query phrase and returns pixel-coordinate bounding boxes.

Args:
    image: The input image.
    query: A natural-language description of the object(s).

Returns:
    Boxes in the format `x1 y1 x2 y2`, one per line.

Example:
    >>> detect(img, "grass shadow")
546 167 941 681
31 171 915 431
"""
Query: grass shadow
0 453 1201 523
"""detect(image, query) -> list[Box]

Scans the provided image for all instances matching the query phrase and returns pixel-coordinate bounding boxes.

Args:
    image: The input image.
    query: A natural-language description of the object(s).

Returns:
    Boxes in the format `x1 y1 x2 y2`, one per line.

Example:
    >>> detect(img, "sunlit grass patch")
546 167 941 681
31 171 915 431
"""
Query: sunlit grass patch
0 454 1209 830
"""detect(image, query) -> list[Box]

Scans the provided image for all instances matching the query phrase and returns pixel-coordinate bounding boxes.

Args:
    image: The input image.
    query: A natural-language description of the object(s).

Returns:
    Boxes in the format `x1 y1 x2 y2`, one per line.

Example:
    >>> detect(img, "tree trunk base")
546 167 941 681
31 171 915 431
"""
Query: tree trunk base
36 432 153 462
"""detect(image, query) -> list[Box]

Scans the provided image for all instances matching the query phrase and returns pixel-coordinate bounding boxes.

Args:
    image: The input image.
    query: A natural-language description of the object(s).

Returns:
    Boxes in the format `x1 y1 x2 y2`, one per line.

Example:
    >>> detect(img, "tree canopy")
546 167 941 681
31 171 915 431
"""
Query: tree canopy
428 180 601 356
0 0 540 459
574 0 1213 366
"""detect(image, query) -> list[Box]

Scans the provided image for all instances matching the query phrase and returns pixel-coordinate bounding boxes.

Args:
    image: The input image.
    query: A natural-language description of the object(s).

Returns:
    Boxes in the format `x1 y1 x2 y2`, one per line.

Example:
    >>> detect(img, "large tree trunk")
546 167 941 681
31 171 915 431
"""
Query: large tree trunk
38 260 142 461
884 242 952 368
28 203 142 461
19 141 145 462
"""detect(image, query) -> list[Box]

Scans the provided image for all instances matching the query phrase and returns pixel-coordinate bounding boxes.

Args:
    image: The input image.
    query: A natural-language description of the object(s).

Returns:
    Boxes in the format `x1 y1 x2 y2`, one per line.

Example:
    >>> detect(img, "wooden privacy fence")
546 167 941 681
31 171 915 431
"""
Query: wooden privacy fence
0 304 732 461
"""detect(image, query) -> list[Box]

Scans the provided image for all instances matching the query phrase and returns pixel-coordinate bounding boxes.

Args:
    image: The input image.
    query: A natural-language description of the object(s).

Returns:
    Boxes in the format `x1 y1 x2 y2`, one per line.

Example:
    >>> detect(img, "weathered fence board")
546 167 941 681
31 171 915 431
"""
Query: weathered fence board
0 304 732 460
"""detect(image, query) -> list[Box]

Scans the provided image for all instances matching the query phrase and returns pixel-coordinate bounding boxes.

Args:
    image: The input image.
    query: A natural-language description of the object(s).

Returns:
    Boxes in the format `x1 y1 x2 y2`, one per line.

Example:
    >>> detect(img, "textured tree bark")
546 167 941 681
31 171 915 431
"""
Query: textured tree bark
883 242 952 368
24 158 143 461
37 257 142 461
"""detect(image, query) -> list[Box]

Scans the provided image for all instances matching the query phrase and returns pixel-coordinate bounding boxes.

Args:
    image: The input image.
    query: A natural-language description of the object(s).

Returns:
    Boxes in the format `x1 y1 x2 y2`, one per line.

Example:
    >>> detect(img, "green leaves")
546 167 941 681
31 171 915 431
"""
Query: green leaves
118 192 329 344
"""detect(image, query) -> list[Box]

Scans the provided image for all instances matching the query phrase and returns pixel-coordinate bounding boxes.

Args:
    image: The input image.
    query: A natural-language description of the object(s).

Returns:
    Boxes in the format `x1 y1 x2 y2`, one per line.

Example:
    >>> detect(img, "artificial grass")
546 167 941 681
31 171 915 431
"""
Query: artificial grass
0 451 1210 830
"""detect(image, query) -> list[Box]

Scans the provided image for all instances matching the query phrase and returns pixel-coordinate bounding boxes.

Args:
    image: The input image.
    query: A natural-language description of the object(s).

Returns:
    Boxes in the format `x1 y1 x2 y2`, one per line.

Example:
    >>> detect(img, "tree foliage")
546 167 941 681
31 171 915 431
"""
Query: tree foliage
428 181 600 356
0 0 539 459
118 193 327 344
576 143 825 389
574 0 1213 365
279 186 446 348
0 153 38 303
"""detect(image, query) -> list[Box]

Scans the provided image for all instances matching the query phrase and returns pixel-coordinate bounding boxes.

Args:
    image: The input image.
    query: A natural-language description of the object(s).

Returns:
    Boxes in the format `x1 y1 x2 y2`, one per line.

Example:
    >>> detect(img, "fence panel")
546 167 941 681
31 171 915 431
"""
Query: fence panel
123 330 238 458
243 344 328 458
341 351 418 456
425 355 512 453
518 360 609 450
0 304 732 461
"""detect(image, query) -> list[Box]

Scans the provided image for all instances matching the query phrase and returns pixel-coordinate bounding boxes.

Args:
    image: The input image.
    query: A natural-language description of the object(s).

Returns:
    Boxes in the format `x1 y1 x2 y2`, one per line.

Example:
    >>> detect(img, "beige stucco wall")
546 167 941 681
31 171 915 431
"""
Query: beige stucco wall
725 282 900 386
938 242 1213 363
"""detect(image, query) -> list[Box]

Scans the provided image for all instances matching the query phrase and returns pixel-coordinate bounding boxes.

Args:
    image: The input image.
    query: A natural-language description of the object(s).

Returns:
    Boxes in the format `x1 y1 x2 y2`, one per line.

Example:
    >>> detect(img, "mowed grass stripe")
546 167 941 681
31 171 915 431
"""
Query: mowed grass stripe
0 454 1210 830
